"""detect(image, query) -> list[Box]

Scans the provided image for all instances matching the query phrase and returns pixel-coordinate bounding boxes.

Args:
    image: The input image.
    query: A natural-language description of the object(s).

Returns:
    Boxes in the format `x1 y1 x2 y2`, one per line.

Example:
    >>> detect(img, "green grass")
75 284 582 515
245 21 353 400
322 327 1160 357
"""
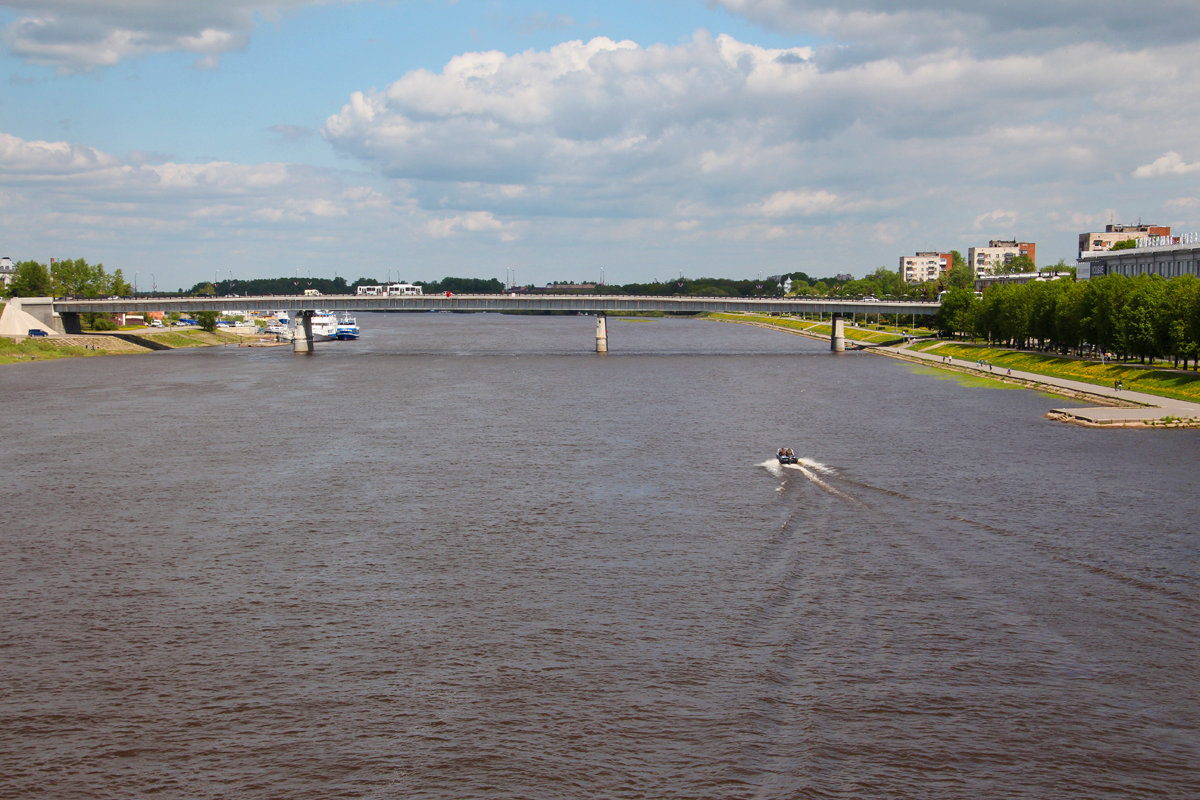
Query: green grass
1 327 246 364
0 337 108 364
709 312 925 345
925 342 1200 403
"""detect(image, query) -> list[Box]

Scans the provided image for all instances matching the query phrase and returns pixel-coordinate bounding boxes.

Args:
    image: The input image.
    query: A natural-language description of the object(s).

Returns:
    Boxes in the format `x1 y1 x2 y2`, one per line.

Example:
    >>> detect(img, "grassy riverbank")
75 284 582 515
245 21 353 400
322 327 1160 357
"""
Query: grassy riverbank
0 328 248 365
709 312 935 345
712 311 1200 405
0 337 104 364
911 341 1200 404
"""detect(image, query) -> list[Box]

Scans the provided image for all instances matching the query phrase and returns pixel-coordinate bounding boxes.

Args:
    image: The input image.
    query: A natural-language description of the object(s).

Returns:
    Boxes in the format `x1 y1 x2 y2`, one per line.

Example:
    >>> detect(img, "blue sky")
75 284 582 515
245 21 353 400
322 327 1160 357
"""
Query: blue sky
2 0 1199 291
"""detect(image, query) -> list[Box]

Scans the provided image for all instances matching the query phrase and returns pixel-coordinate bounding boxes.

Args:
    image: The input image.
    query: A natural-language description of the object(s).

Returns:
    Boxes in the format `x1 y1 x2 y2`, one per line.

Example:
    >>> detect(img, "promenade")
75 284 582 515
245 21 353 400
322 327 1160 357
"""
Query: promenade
879 342 1200 428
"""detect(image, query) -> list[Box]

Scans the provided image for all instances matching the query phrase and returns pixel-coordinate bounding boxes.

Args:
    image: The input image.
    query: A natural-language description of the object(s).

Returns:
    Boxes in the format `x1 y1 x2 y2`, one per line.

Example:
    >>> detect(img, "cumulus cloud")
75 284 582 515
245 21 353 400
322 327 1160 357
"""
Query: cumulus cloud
0 0 339 71
323 33 825 214
1133 152 1200 179
321 28 1200 248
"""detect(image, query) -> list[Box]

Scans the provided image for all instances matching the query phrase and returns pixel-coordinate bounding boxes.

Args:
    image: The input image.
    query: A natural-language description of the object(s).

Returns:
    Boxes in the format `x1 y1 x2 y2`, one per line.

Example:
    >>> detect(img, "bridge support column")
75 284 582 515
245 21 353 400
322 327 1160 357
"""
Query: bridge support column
293 310 315 354
595 314 608 353
60 312 82 335
831 312 845 352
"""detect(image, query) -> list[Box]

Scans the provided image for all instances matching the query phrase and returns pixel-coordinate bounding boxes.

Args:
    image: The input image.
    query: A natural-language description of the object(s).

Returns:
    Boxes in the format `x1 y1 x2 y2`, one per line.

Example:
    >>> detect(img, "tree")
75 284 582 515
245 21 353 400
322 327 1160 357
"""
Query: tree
867 266 908 298
6 260 53 297
945 251 973 289
1116 275 1167 363
998 254 1035 274
1027 279 1070 348
52 258 108 297
108 268 133 296
195 311 219 332
1163 275 1200 369
935 287 977 339
1110 238 1138 251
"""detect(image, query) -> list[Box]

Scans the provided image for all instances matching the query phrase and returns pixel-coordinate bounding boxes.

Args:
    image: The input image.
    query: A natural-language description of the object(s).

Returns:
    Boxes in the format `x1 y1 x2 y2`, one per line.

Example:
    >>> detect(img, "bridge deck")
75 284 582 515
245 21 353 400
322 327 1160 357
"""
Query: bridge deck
54 294 939 316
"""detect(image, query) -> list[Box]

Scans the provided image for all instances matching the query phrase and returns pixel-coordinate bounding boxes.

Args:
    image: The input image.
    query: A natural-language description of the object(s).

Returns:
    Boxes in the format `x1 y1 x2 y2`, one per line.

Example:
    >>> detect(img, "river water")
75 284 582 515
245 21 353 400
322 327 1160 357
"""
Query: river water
2 313 1197 799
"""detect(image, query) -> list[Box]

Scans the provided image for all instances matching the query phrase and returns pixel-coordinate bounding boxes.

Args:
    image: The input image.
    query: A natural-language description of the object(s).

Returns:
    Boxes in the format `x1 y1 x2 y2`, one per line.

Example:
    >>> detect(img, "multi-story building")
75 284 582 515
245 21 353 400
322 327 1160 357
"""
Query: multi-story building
0 257 14 291
1078 223 1171 257
898 252 952 284
968 240 1036 277
1078 232 1200 280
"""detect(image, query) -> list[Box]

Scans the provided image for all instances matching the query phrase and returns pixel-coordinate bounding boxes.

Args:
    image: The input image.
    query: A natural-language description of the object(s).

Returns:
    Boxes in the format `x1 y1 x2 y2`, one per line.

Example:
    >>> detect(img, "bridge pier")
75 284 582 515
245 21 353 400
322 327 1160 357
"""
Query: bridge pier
831 312 845 352
293 310 315 354
595 314 608 353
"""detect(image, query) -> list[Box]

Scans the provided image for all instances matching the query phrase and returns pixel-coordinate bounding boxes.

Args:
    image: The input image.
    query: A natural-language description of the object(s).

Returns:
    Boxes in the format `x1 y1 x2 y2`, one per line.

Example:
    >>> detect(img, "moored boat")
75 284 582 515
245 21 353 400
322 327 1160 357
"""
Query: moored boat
333 313 360 340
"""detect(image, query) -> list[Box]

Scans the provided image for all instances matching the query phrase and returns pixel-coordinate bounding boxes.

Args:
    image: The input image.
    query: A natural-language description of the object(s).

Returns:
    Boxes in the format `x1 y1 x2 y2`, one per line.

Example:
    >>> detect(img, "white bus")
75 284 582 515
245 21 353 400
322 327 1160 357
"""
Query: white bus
356 283 423 296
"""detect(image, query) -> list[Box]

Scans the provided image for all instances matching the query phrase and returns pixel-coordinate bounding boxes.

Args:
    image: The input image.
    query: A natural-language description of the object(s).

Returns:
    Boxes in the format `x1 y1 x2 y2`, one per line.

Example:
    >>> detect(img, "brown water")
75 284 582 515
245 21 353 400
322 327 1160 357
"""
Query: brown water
2 314 1197 798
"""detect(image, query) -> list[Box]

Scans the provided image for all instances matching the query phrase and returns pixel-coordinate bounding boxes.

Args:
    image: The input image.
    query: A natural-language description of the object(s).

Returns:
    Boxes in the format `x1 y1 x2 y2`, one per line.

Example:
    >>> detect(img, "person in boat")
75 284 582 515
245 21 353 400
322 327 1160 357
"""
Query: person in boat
777 447 786 460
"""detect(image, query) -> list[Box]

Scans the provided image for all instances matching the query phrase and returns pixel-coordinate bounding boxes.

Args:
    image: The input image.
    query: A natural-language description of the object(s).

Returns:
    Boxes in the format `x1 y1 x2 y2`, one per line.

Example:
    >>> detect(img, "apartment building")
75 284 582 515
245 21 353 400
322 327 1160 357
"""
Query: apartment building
1078 223 1171 257
898 252 952 284
968 240 1036 277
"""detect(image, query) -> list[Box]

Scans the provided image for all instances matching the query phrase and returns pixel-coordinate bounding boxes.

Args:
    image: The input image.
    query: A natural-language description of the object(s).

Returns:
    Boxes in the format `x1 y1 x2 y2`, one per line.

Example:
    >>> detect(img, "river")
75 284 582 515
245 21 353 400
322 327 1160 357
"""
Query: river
1 313 1197 799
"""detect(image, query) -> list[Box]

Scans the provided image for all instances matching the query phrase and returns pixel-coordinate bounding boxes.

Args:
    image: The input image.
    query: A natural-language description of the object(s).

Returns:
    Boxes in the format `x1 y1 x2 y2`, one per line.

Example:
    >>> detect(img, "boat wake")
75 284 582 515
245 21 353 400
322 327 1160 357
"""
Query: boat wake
759 457 859 503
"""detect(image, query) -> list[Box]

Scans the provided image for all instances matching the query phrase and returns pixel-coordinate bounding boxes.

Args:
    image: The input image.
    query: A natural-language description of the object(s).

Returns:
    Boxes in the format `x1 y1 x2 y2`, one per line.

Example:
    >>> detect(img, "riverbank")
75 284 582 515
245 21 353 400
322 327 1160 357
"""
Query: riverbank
716 313 1200 428
0 326 271 365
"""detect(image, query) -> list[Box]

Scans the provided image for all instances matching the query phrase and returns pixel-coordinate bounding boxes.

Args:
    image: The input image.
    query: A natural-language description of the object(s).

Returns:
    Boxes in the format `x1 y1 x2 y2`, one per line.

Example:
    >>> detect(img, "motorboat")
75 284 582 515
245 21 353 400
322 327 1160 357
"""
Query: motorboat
776 448 798 464
333 314 360 340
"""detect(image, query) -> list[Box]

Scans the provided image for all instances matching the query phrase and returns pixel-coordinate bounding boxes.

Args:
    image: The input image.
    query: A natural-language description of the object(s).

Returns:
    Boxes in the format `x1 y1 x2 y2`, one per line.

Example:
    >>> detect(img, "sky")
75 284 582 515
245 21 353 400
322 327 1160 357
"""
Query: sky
2 0 1199 291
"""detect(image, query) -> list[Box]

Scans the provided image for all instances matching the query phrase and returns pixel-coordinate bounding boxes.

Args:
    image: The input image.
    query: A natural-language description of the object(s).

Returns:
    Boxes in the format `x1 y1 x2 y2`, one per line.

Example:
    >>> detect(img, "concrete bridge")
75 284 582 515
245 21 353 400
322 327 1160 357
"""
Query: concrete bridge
45 294 940 353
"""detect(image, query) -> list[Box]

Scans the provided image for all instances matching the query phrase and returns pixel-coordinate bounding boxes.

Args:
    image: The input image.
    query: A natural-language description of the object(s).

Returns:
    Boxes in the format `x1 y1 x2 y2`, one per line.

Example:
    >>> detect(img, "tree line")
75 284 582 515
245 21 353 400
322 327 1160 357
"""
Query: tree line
5 259 132 298
936 273 1200 369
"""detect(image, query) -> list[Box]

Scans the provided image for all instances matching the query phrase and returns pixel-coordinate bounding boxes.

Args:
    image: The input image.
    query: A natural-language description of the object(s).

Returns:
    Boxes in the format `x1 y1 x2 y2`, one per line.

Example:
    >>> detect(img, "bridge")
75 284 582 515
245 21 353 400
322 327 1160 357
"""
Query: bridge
47 294 940 353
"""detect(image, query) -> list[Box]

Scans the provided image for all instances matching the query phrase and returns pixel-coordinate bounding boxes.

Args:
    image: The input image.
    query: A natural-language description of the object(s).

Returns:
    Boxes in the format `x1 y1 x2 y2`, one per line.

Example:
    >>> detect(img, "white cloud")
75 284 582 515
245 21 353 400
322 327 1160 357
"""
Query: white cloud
1165 197 1200 210
973 209 1019 231
754 189 849 216
424 211 518 241
1133 152 1200 179
714 0 1200 55
0 0 339 71
0 131 121 173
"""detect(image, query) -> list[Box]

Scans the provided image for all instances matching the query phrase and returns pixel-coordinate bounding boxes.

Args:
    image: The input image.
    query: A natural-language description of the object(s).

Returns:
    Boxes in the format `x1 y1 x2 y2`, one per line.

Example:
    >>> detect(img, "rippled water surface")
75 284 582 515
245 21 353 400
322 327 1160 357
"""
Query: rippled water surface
2 314 1198 799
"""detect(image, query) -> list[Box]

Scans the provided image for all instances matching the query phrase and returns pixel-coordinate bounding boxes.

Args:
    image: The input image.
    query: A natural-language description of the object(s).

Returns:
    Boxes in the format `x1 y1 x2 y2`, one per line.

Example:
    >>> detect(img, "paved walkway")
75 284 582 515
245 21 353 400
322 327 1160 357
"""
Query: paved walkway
878 342 1200 427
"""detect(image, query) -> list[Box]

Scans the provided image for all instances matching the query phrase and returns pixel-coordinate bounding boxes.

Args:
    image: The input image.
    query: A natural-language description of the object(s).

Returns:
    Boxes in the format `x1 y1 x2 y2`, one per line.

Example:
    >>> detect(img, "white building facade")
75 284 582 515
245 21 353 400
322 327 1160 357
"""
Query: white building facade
1078 224 1170 257
898 252 951 284
967 240 1037 277
1078 234 1200 280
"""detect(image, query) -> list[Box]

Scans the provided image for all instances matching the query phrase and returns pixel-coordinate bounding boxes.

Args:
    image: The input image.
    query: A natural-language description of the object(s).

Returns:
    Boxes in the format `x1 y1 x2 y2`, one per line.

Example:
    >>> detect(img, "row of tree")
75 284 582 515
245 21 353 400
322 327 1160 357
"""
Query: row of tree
936 273 1200 369
5 259 132 298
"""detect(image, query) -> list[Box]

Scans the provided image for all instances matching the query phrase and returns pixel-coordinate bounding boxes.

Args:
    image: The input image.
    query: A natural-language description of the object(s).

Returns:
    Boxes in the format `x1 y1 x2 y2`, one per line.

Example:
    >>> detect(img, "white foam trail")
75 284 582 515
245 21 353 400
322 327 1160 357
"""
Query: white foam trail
761 455 861 505
759 459 785 478
796 457 831 473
